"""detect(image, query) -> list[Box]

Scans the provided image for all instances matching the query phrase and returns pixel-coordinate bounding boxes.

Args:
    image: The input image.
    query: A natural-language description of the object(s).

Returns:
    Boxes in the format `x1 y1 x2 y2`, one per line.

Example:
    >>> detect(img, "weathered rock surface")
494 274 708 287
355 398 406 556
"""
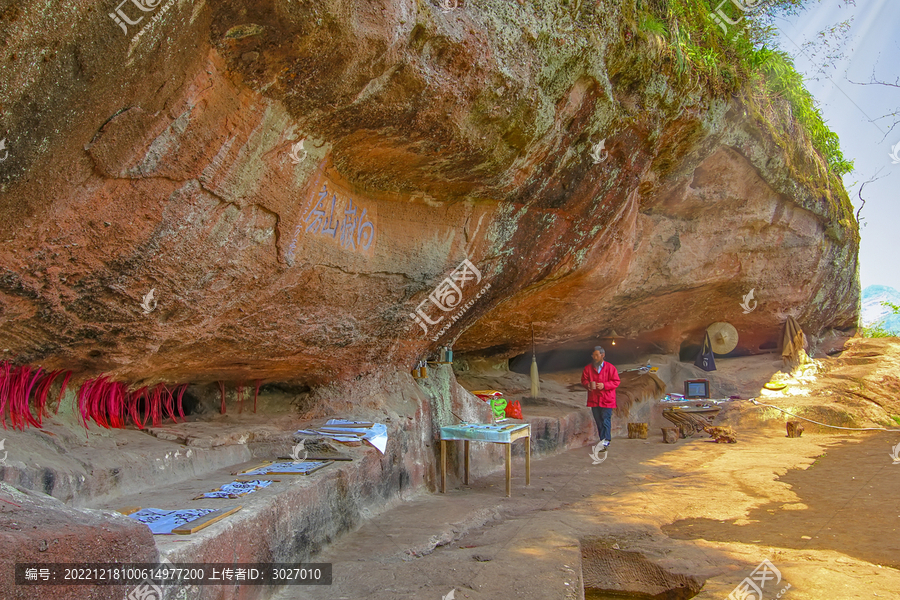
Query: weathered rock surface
0 0 858 386
0 482 157 599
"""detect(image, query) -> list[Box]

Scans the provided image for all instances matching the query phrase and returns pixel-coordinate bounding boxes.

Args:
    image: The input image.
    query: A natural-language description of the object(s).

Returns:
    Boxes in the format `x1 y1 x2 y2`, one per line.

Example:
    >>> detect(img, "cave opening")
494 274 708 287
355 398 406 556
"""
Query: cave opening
509 344 644 374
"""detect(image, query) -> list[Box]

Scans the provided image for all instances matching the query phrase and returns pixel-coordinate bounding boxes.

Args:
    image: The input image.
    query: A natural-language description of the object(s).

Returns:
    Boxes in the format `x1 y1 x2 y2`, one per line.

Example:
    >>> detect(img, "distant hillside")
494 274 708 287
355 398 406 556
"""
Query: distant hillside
862 286 900 333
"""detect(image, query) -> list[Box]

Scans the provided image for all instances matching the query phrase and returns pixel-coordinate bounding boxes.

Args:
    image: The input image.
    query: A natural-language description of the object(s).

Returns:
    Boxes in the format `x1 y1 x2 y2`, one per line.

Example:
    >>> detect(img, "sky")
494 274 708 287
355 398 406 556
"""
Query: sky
771 0 899 292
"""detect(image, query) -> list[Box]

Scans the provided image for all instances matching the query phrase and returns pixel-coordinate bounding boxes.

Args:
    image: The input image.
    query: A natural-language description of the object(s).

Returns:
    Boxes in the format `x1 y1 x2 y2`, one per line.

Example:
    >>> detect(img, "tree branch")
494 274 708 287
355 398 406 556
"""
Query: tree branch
856 169 886 222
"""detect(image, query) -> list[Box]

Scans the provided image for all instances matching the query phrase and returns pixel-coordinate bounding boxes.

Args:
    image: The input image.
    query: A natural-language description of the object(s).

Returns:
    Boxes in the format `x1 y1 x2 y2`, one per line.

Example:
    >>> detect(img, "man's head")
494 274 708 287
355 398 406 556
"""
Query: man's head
591 346 605 364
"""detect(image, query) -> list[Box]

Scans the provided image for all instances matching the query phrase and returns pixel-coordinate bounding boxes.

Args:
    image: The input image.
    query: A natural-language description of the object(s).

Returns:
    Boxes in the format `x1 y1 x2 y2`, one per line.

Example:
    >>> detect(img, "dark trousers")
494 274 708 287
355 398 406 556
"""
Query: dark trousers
591 406 613 442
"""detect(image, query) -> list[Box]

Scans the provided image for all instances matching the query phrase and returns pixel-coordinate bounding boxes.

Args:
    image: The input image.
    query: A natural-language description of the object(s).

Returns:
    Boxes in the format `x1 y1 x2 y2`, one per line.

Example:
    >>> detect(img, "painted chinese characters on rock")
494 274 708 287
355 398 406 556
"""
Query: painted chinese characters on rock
305 183 375 250
285 179 377 263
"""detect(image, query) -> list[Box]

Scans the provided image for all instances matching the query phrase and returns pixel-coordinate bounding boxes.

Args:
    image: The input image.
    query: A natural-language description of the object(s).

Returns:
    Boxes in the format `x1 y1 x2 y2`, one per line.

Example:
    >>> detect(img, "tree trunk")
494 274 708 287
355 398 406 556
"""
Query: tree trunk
662 409 715 438
661 428 679 443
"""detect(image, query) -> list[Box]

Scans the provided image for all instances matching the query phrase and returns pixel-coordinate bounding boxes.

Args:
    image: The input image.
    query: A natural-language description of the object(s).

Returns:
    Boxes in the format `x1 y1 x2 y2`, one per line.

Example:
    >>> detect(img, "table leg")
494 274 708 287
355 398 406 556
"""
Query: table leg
464 440 469 485
505 443 511 497
441 440 446 493
525 435 530 486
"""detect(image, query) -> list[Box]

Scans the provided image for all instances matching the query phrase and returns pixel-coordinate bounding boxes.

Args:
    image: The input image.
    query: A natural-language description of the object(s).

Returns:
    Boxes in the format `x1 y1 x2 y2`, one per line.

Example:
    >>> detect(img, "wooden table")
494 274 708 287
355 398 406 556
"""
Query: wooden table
661 404 721 438
439 423 531 497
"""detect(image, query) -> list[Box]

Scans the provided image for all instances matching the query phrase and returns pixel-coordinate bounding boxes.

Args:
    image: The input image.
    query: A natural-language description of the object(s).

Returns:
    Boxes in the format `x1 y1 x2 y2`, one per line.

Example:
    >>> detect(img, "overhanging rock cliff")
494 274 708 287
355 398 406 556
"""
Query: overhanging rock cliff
0 0 858 386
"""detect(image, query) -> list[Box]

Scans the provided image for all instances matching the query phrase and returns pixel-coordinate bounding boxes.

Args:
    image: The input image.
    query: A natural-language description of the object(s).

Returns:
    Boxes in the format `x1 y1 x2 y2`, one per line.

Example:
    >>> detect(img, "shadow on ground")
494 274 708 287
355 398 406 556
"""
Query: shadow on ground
662 432 900 570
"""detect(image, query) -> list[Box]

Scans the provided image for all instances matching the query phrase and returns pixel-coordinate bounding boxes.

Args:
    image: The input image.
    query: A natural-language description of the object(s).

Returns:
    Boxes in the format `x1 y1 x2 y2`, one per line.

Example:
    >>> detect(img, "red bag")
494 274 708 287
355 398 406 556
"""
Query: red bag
505 400 523 420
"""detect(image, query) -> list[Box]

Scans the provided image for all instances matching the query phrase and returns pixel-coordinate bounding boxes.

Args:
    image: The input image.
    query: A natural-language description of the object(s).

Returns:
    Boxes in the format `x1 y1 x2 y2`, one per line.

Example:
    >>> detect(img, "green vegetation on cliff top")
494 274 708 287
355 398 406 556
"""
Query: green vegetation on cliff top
635 0 853 176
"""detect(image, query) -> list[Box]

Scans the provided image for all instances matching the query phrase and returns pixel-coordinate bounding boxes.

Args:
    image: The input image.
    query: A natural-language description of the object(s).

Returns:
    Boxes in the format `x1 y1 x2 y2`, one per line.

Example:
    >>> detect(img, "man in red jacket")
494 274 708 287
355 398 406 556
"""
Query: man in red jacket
581 346 620 450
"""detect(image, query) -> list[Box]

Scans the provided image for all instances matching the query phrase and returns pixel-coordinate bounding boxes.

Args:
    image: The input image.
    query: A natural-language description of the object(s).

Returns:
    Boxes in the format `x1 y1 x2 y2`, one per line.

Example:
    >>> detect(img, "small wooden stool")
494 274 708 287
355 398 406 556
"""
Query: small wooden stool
786 420 804 437
628 422 648 439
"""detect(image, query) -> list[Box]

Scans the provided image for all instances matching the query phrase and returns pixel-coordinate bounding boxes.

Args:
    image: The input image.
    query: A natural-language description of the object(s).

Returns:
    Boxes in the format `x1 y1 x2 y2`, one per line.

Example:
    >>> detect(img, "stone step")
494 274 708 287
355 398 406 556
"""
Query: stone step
93 408 593 600
2 366 597 600
268 440 601 600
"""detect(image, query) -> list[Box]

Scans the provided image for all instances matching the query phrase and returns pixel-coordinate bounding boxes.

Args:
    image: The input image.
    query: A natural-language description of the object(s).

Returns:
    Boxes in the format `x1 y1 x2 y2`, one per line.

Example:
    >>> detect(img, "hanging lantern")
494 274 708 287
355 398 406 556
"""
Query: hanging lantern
607 330 624 346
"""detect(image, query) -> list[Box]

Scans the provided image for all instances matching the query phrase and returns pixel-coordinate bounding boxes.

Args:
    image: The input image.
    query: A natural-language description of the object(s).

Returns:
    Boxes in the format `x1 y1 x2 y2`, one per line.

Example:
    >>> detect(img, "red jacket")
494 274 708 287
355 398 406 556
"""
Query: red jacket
581 362 620 408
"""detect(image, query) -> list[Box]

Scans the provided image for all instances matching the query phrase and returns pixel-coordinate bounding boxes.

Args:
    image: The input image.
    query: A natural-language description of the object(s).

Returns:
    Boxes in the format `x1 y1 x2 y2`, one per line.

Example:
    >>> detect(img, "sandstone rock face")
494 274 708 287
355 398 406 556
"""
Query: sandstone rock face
0 483 157 599
0 1 858 386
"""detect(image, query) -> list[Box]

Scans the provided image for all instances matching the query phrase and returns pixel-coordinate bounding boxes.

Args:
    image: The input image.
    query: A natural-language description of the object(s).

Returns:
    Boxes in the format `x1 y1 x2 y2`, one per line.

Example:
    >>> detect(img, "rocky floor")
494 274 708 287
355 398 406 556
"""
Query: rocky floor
5 340 900 600
271 428 900 600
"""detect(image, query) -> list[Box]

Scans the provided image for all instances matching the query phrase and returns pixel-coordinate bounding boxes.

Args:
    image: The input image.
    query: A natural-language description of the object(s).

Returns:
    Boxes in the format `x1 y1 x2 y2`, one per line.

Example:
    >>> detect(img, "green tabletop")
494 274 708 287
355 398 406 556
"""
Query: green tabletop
439 422 530 443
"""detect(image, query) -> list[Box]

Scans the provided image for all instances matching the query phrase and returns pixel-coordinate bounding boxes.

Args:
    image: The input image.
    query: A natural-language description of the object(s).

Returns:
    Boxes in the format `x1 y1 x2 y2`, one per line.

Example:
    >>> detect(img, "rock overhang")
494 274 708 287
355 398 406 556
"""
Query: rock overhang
0 0 858 385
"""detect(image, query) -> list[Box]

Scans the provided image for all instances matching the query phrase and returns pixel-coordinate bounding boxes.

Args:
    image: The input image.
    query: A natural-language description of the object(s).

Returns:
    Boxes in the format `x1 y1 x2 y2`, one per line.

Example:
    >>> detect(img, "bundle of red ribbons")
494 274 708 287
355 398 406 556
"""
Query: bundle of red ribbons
0 363 72 429
0 361 192 431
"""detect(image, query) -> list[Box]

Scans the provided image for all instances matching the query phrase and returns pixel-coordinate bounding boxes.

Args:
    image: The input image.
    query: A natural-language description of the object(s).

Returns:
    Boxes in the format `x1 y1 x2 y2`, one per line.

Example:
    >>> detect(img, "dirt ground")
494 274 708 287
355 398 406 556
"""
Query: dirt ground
271 429 900 600
274 338 900 600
